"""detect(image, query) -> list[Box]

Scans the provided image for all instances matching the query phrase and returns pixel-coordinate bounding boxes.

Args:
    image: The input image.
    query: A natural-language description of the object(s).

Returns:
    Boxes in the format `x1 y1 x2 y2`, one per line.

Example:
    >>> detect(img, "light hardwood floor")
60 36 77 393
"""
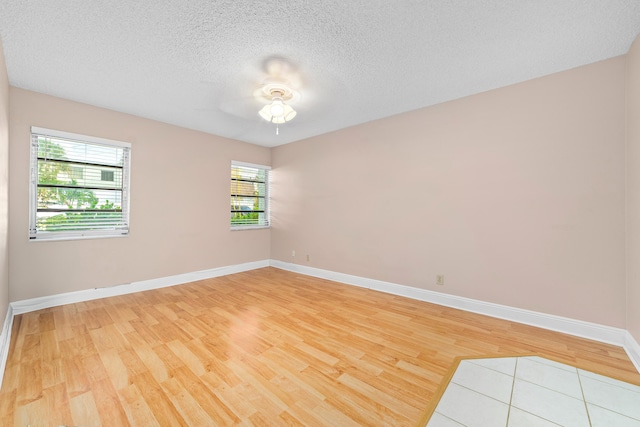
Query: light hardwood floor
0 267 638 426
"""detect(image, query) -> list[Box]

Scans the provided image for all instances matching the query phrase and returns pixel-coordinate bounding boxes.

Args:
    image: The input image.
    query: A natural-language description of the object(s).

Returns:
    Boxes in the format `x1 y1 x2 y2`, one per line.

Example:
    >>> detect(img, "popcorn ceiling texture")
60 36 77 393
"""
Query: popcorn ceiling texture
0 0 639 146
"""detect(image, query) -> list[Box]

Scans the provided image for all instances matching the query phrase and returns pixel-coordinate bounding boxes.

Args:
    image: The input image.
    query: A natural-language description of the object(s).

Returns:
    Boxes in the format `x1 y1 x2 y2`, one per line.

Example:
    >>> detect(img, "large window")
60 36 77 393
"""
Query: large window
29 127 131 240
231 161 270 229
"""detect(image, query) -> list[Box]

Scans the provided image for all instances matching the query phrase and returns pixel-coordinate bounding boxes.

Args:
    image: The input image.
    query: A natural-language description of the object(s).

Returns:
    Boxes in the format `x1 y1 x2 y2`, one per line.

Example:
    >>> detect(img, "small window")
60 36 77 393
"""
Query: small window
69 166 84 180
101 170 115 182
29 127 131 240
231 161 270 229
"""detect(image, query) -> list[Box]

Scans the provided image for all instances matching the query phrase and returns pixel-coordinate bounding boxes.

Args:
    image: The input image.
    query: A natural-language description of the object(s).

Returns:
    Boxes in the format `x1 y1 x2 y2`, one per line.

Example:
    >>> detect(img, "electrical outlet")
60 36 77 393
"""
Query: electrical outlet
306 254 310 262
292 250 295 257
436 275 444 286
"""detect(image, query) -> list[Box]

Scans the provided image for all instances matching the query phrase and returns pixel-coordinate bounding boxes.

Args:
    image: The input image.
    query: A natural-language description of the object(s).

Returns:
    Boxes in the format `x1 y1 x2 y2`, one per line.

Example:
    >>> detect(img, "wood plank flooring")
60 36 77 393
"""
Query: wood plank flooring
0 267 638 426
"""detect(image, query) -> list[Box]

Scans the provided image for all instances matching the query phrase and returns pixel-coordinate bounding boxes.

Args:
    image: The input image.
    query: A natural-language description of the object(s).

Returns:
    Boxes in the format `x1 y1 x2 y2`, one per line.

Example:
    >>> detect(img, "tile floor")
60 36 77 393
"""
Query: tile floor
426 356 640 427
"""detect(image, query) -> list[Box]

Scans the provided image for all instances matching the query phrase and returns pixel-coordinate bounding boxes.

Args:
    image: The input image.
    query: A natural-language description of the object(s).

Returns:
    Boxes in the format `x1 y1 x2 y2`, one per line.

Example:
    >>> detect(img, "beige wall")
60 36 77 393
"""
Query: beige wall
627 35 640 342
271 57 627 327
2 47 634 332
8 88 270 301
0 40 9 326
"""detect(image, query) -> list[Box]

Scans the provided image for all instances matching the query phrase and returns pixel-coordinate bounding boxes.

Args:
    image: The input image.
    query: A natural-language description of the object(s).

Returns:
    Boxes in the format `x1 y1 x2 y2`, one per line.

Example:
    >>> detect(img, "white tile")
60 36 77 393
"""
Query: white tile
426 412 466 427
436 382 510 427
580 375 640 421
515 357 582 399
579 369 640 393
587 403 640 427
519 356 577 373
452 360 514 403
518 356 578 372
511 379 590 427
468 356 517 376
431 356 640 427
508 407 563 427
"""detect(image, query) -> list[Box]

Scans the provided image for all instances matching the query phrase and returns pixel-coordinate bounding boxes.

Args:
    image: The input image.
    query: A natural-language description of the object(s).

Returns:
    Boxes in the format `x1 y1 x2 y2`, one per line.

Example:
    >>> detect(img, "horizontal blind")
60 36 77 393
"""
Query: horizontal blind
231 162 270 227
30 128 131 239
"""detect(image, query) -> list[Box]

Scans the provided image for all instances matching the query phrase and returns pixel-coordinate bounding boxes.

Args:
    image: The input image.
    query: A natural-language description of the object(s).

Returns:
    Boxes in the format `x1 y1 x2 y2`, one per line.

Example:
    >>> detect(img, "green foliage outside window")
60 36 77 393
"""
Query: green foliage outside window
36 139 122 232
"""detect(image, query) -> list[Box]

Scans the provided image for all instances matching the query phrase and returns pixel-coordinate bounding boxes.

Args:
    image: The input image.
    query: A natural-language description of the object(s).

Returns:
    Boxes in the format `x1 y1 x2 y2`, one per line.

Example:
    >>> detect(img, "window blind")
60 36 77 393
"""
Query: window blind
29 127 131 240
231 161 270 228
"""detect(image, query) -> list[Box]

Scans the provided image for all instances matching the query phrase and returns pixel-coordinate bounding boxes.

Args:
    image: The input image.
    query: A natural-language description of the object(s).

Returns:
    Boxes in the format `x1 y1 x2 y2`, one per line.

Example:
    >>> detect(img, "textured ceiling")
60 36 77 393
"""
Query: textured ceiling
1 1 640 147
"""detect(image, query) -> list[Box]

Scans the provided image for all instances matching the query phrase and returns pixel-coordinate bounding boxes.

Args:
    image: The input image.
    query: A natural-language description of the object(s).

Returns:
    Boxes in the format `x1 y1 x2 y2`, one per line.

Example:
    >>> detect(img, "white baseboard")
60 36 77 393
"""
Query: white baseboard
270 260 639 371
0 260 268 387
10 259 270 315
0 304 14 389
2 259 639 379
625 331 640 373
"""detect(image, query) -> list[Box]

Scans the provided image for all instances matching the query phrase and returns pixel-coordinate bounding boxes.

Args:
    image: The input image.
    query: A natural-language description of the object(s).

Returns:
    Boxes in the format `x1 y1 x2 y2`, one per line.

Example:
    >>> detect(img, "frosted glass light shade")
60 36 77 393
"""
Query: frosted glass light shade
259 98 297 123
269 98 285 117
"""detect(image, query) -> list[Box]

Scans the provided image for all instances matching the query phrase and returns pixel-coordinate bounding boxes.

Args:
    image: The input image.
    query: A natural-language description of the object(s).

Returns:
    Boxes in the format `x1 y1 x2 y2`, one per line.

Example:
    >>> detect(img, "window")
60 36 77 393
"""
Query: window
231 161 270 229
101 170 115 182
29 127 131 240
69 166 84 180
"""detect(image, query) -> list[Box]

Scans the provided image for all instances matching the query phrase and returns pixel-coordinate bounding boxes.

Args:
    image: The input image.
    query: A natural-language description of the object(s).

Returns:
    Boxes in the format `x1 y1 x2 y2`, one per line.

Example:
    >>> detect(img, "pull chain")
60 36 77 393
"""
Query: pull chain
276 124 279 135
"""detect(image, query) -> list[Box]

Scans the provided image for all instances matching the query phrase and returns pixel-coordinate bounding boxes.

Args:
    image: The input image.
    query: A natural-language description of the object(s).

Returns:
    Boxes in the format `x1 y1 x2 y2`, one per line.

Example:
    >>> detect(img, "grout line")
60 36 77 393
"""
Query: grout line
579 373 640 422
579 368 640 393
450 380 512 407
577 370 593 427
466 356 518 377
509 365 568 426
515 377 584 401
510 409 565 427
505 358 518 426
432 412 466 427
586 402 640 422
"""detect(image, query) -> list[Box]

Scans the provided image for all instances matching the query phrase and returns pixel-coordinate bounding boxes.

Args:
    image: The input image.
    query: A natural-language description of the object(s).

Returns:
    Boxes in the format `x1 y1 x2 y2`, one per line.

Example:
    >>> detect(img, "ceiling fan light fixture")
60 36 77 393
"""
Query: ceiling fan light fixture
283 104 297 121
269 97 286 117
258 105 272 121
258 84 297 124
272 115 286 124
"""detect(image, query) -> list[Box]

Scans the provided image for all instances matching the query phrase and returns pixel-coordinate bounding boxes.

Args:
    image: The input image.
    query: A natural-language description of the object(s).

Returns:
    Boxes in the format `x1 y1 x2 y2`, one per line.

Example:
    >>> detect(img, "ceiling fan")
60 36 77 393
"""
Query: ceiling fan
257 81 298 123
254 58 301 127
198 56 303 136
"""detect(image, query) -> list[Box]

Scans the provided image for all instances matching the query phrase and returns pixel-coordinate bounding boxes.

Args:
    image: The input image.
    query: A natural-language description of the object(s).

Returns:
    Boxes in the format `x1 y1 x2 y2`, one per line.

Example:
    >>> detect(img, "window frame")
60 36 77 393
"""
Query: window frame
29 126 132 241
230 161 270 230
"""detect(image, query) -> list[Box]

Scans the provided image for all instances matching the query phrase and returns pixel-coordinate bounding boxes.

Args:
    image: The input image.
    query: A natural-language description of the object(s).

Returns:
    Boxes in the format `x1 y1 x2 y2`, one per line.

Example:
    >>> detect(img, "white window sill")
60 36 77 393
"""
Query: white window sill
230 226 270 231
29 233 129 242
